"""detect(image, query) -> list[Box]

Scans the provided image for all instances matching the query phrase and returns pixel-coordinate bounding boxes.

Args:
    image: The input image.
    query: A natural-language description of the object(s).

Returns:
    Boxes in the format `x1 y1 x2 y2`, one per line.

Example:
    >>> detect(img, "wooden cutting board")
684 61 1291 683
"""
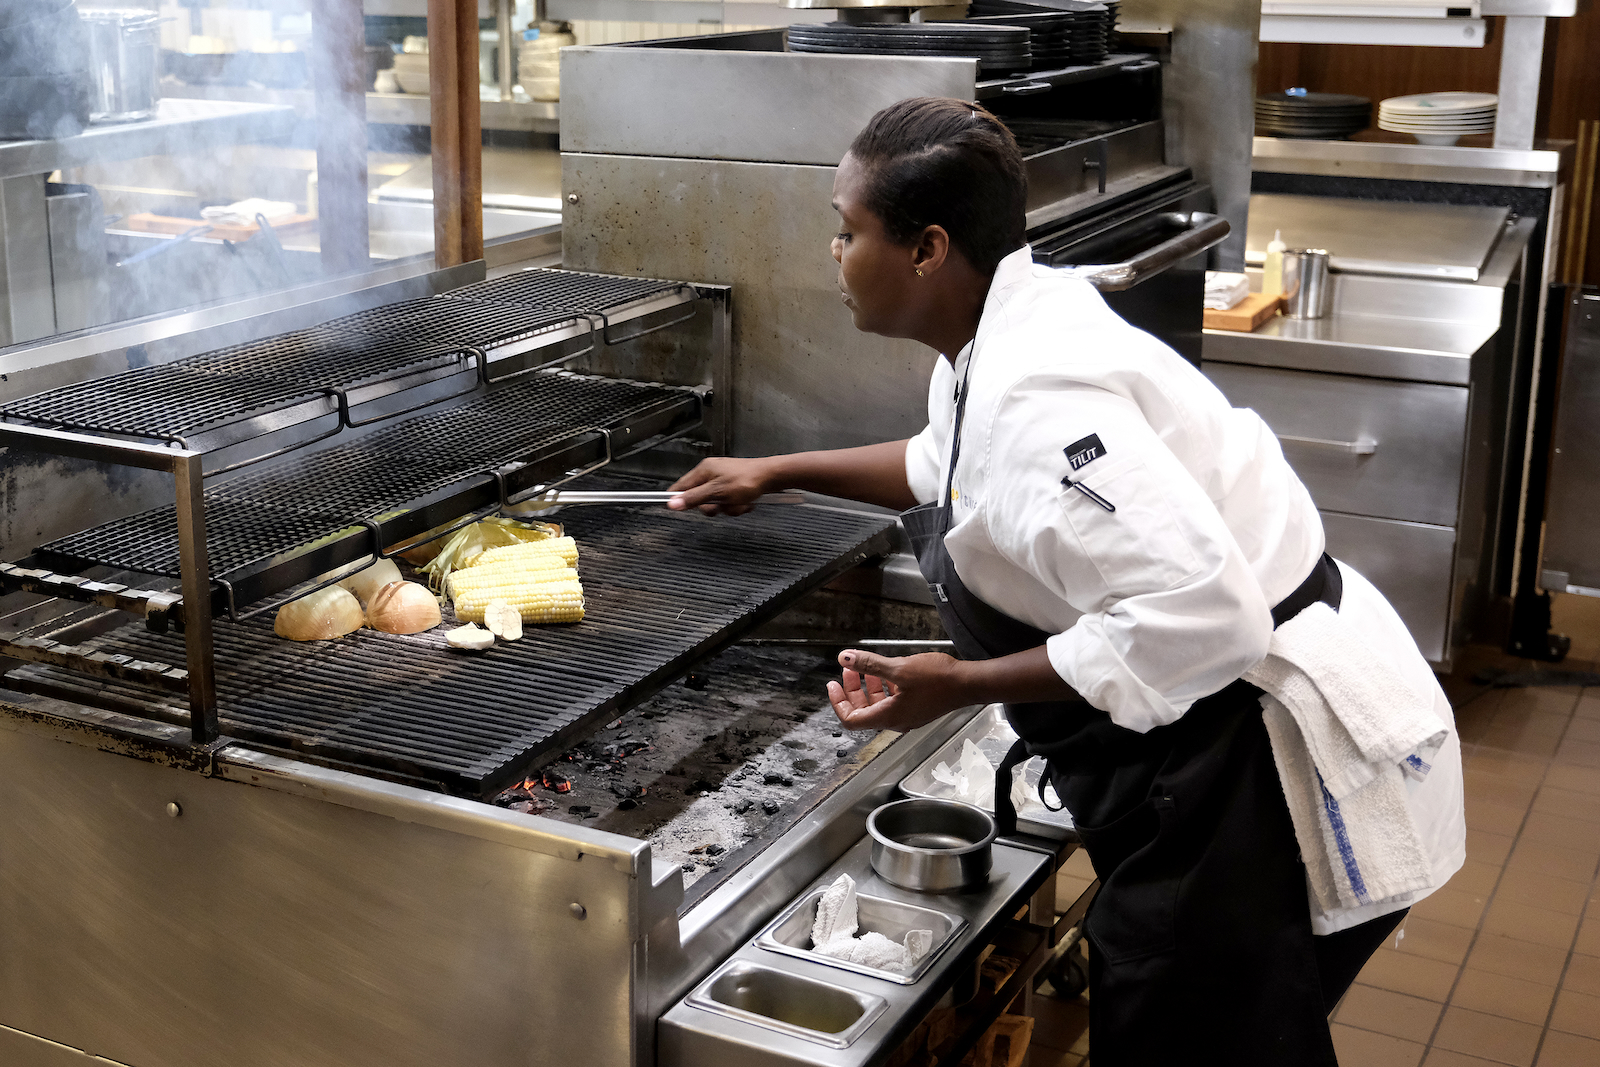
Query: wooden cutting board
1204 292 1282 333
125 212 318 242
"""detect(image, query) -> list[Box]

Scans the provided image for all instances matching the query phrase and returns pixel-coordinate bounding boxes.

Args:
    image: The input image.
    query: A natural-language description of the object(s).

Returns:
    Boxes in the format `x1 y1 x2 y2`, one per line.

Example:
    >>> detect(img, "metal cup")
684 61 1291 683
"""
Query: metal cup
82 8 161 125
1282 248 1332 319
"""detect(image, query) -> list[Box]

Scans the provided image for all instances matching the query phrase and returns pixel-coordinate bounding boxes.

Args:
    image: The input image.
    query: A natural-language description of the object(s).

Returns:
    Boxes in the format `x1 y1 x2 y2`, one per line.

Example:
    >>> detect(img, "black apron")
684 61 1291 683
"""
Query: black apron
901 360 1344 1066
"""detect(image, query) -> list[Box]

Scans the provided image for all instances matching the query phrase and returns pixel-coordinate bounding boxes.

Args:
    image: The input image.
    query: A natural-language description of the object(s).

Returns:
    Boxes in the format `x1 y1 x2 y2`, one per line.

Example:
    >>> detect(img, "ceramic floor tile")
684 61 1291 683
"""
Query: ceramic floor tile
1413 886 1491 930
1548 988 1600 1040
1468 829 1518 867
1453 860 1509 899
1395 915 1478 966
1028 992 1090 1055
1329 1022 1426 1067
1466 934 1570 986
1027 1049 1081 1067
1520 811 1600 851
1496 687 1582 718
1495 868 1592 916
1505 840 1600 884
1464 771 1542 810
1334 983 1444 1043
1358 946 1462 1001
1533 786 1600 823
1423 1051 1517 1067
1535 1029 1600 1067
1467 750 1553 786
1480 726 1562 761
1560 719 1600 747
1433 1006 1544 1066
1481 898 1582 950
1571 917 1600 958
1448 968 1558 1025
1561 953 1600 996
1573 695 1600 722
1467 797 1538 836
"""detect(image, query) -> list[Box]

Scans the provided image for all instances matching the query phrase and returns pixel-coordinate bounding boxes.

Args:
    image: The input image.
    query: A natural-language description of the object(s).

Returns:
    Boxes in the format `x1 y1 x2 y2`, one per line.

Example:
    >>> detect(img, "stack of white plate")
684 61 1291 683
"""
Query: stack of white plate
1378 92 1496 146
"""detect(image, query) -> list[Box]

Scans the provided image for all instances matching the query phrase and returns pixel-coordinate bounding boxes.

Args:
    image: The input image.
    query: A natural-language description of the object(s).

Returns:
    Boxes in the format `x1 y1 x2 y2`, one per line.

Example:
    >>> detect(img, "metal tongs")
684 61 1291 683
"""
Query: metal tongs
511 490 806 511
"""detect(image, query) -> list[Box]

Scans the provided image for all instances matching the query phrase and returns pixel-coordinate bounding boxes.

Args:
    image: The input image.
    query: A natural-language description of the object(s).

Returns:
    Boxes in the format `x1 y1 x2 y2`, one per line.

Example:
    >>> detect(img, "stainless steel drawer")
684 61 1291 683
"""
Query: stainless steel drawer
1204 362 1469 528
1322 511 1455 665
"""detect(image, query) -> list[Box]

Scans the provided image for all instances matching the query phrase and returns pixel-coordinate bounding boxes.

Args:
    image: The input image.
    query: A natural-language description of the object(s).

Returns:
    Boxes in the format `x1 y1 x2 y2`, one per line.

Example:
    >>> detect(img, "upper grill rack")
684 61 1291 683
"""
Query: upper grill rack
10 502 897 797
37 369 702 597
0 268 702 466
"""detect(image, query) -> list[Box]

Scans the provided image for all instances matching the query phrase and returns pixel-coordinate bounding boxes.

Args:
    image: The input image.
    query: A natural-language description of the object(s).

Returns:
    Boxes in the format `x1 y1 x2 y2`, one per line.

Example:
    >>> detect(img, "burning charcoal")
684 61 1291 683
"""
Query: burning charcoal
733 798 753 815
837 748 849 758
761 799 780 815
685 672 710 690
705 844 725 856
568 805 591 814
793 759 818 774
541 770 572 793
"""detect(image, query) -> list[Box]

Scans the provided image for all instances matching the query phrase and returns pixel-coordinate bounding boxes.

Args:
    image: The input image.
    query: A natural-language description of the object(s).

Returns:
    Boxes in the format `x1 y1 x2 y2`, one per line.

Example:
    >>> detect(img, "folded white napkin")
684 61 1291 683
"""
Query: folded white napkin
201 199 298 227
810 873 932 976
1245 600 1447 912
1204 271 1251 310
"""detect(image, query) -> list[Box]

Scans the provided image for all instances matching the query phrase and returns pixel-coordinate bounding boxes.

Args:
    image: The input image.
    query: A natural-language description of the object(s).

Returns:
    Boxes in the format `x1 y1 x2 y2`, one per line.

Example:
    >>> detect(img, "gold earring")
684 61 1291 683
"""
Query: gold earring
915 268 924 277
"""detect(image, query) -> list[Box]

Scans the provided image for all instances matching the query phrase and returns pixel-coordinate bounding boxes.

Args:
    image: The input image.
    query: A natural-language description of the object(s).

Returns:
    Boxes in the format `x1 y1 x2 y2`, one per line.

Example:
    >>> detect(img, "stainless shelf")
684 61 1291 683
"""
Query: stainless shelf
1252 135 1574 190
157 83 560 134
0 99 297 181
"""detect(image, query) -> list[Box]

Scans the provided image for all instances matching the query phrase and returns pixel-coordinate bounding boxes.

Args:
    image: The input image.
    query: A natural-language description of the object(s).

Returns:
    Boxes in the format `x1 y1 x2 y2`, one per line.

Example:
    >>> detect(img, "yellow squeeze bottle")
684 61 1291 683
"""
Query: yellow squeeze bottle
1262 229 1287 297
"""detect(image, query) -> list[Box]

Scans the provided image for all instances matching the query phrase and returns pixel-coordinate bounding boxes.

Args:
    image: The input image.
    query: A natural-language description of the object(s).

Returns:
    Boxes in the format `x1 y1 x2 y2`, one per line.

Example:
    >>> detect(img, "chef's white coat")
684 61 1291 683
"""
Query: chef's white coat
904 246 1465 934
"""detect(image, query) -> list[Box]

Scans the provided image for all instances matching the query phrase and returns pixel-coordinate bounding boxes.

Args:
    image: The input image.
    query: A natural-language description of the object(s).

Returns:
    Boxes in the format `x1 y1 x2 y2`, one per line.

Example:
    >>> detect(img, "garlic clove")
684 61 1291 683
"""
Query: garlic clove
483 600 523 641
366 581 443 635
446 622 495 651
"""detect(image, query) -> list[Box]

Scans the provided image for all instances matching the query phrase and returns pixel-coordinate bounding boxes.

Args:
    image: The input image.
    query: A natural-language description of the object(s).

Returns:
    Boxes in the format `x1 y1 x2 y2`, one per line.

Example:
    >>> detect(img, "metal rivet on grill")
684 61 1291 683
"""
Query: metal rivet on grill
569 903 587 920
567 193 579 204
165 802 182 818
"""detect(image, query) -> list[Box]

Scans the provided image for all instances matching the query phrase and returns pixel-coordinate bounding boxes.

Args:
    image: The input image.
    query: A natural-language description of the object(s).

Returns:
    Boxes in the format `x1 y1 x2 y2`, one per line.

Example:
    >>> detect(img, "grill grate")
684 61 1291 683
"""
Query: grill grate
38 371 695 579
317 297 584 349
444 268 688 314
14 503 896 796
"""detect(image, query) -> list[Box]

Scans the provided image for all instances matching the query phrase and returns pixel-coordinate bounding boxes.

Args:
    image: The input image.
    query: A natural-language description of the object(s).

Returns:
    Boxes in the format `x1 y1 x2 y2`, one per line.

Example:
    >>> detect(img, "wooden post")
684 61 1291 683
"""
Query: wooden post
429 0 484 268
311 0 370 274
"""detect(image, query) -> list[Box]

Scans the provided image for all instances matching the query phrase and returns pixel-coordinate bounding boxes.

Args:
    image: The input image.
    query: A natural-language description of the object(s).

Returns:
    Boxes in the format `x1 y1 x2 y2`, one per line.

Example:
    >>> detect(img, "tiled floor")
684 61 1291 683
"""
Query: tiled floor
1027 593 1600 1067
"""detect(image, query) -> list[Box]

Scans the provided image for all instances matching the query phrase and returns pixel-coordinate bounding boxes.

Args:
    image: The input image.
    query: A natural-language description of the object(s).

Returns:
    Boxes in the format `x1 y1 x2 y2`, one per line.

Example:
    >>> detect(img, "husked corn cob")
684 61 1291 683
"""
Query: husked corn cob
446 556 573 599
454 577 584 624
469 537 579 570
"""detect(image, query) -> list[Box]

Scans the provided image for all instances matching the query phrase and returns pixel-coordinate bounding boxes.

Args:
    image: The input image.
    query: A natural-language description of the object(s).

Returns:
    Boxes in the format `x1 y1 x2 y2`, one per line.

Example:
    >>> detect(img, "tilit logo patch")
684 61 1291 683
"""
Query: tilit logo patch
1065 433 1106 471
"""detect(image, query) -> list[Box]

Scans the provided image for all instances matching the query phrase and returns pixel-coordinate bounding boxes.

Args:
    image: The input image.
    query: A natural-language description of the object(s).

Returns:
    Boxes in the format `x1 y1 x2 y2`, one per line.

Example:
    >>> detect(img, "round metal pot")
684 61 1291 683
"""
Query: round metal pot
867 798 996 893
82 8 161 125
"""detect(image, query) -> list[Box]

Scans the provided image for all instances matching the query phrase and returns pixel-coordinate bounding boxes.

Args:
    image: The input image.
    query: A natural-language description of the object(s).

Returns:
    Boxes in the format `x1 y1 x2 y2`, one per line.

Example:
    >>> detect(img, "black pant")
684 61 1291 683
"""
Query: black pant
1316 907 1409 1013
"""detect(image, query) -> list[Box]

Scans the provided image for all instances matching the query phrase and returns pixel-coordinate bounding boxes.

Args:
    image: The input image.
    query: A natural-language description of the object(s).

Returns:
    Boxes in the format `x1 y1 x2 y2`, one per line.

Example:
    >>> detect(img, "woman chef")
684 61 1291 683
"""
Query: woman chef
668 97 1465 1065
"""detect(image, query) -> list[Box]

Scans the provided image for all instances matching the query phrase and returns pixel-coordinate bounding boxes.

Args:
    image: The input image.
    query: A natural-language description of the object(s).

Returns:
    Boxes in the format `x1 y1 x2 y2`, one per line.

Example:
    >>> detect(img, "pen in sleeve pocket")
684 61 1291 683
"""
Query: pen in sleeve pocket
1062 476 1116 513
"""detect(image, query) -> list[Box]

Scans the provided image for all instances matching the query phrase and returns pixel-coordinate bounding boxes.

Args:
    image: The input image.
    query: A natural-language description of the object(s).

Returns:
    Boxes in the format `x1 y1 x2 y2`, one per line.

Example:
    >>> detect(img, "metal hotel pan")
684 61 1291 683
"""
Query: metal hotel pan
899 704 1078 841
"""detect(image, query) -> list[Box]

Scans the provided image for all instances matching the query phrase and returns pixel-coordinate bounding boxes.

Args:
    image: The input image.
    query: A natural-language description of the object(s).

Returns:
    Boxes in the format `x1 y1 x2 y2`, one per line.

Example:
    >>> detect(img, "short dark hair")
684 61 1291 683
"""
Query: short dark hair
846 98 1027 276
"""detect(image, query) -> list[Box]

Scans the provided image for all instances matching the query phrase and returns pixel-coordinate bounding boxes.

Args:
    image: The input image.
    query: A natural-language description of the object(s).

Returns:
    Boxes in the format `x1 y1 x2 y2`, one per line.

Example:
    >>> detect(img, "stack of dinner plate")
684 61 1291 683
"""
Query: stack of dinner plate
958 12 1075 68
969 0 1115 65
786 22 1032 73
1255 90 1371 140
1378 92 1496 146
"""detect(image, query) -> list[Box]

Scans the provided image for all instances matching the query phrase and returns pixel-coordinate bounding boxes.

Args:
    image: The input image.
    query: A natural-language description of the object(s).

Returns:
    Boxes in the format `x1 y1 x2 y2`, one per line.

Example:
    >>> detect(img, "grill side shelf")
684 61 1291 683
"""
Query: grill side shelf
8 504 897 798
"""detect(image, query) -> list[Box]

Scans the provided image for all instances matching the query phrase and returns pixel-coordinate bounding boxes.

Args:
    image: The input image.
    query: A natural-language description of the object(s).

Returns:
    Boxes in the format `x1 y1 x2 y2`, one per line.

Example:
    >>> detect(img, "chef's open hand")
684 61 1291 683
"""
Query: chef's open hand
827 650 968 732
668 457 774 515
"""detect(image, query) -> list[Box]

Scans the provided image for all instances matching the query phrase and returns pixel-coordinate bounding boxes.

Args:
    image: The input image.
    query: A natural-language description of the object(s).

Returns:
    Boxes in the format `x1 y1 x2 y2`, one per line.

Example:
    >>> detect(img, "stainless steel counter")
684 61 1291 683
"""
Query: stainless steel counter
158 82 561 135
1251 136 1573 190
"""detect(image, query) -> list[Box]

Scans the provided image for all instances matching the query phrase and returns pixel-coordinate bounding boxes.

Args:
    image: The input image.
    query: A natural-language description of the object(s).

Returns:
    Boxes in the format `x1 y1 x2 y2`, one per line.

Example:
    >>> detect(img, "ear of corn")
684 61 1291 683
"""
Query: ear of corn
454 577 584 624
470 537 579 569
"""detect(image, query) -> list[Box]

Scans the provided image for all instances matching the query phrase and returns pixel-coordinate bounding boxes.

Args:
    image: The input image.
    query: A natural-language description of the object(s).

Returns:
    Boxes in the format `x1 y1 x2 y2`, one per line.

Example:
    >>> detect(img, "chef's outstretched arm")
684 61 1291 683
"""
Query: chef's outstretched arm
827 646 1078 732
667 439 919 515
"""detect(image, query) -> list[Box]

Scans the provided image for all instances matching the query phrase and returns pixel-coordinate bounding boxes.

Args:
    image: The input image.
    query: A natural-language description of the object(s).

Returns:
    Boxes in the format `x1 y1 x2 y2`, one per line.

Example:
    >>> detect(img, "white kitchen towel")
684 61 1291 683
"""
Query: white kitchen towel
1245 601 1447 910
1260 694 1431 912
1247 602 1447 800
809 874 933 976
1204 270 1251 310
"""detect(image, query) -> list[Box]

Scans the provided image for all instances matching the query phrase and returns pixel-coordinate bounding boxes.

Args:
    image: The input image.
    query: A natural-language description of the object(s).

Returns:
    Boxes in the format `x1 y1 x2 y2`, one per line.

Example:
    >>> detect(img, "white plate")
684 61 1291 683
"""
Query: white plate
1379 122 1495 133
1380 91 1497 113
1380 109 1496 121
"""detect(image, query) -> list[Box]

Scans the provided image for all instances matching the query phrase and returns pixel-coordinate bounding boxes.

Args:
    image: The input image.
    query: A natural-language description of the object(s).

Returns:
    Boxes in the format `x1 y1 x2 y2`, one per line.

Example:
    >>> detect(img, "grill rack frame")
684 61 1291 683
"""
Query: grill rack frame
0 274 732 750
